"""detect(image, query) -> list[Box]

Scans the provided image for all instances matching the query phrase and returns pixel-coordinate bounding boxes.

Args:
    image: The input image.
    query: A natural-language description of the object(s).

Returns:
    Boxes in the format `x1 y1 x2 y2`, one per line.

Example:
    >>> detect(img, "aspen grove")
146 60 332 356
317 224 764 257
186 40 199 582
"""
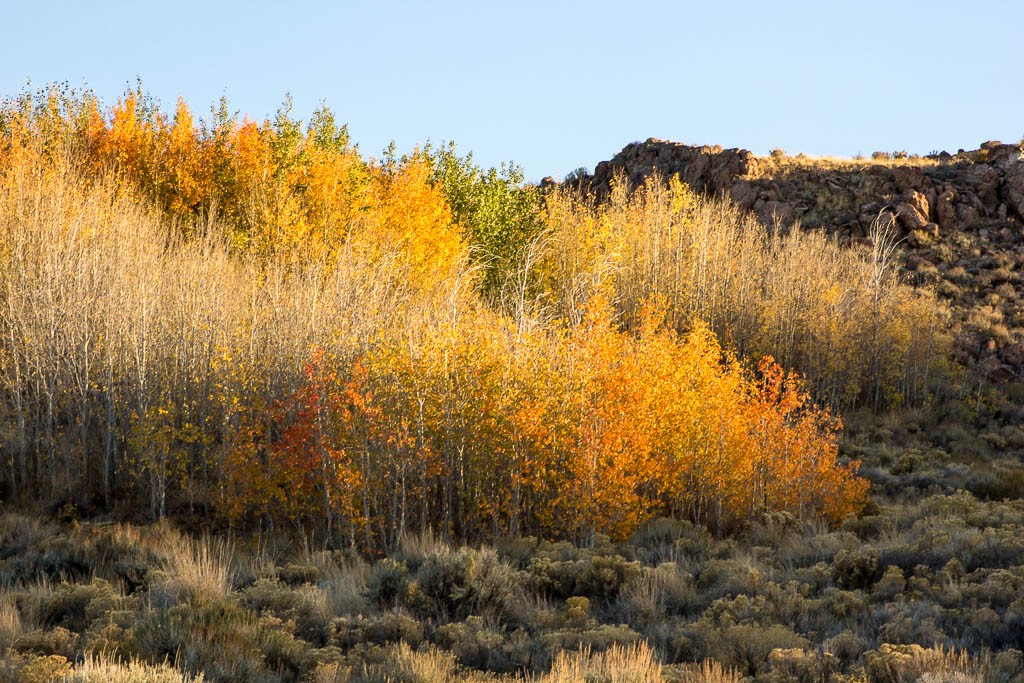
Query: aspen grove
0 84 957 550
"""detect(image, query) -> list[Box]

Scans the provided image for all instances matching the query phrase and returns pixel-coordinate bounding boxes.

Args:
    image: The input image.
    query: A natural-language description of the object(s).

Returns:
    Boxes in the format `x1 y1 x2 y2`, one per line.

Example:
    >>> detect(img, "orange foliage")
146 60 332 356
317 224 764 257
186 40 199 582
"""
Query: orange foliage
222 297 865 548
0 87 867 547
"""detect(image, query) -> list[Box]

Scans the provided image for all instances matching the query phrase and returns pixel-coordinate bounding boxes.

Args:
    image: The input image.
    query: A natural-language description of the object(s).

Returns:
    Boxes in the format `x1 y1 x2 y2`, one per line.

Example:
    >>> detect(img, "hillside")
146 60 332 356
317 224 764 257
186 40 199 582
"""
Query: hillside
2 88 1024 682
566 139 1024 383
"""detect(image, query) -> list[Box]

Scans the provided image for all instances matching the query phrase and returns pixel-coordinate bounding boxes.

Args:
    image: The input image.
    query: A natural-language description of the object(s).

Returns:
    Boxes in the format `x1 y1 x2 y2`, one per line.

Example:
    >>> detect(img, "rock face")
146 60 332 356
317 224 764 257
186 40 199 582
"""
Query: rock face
588 141 759 198
570 138 1024 381
576 138 1024 238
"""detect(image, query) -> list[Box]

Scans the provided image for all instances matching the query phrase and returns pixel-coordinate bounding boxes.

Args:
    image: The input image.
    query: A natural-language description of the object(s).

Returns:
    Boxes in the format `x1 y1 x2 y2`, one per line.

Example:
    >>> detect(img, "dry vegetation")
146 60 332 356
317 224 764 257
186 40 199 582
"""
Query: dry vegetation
752 151 942 177
538 177 953 410
0 476 1018 682
0 85 1019 682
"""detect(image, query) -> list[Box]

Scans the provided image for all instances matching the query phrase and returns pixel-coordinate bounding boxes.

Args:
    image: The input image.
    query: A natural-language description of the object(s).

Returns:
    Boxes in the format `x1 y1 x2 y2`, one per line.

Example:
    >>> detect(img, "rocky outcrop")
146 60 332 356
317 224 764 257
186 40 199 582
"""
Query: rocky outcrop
571 138 1024 381
575 138 1024 239
586 141 759 197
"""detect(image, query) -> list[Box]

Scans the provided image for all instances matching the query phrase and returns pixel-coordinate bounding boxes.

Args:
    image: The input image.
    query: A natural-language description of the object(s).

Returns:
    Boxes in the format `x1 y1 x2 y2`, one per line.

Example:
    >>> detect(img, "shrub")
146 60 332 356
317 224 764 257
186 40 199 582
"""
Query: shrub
827 630 865 664
696 558 765 601
41 579 119 633
364 559 409 609
833 549 881 590
868 601 946 647
18 654 72 683
277 563 320 587
11 627 79 659
541 624 644 657
863 644 986 683
767 648 836 683
562 597 593 629
432 616 515 672
329 613 424 649
406 546 521 623
529 552 641 602
126 600 302 682
873 566 907 602
242 579 330 645
704 624 810 677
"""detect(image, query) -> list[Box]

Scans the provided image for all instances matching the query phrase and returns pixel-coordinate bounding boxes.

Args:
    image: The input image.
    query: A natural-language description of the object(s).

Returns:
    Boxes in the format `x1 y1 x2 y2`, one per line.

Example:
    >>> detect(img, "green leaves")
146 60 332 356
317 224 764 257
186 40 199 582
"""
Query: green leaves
425 142 543 296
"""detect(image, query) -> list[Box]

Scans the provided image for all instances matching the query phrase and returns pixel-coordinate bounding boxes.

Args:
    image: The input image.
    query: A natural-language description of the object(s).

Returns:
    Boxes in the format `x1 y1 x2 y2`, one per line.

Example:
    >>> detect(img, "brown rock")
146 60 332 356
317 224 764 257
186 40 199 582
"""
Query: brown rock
988 364 1015 383
905 253 933 271
964 165 1001 207
730 180 757 210
1004 164 1024 219
755 200 795 226
1003 343 1024 369
682 154 710 189
958 204 979 226
895 194 930 232
935 185 958 229
907 190 930 221
892 167 929 194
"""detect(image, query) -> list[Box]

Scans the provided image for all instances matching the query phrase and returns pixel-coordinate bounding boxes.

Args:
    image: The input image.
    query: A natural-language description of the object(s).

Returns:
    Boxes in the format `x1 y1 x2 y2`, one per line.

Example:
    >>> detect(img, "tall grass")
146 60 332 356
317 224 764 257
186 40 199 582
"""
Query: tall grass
62 654 206 682
0 597 22 654
157 531 233 605
541 643 665 683
674 659 746 683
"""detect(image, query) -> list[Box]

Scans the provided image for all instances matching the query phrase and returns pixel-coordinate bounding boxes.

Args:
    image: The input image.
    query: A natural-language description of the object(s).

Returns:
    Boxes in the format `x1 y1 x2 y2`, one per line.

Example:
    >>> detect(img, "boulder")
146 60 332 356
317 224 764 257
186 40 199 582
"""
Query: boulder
964 165 1001 207
1003 163 1024 219
892 167 929 194
935 185 958 229
730 180 757 210
1003 342 1024 369
905 253 933 271
895 191 930 231
754 200 795 226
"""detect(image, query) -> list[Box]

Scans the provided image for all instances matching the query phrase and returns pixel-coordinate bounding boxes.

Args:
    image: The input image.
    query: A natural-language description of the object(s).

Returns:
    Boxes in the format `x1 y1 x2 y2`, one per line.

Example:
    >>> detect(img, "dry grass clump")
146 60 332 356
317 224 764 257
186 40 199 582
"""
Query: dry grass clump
616 563 697 626
0 597 23 654
540 642 664 683
151 530 232 605
310 661 353 683
397 527 454 567
672 658 746 683
362 641 460 682
307 552 372 616
62 653 206 682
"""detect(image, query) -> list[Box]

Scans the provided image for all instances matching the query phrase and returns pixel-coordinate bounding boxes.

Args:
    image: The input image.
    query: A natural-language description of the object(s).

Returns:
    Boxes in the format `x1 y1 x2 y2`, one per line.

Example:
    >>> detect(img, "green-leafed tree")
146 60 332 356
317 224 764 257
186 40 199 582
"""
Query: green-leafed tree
425 142 543 297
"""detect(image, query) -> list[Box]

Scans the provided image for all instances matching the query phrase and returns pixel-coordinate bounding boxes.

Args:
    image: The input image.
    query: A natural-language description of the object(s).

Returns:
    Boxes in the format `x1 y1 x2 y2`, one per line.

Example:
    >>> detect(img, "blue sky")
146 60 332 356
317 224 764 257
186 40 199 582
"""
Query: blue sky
2 1 1022 181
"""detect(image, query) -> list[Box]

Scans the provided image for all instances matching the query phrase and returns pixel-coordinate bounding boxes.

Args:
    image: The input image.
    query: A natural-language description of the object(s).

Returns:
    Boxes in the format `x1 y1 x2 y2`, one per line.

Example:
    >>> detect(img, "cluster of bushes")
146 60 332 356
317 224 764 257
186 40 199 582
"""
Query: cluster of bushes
0 476 1021 683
